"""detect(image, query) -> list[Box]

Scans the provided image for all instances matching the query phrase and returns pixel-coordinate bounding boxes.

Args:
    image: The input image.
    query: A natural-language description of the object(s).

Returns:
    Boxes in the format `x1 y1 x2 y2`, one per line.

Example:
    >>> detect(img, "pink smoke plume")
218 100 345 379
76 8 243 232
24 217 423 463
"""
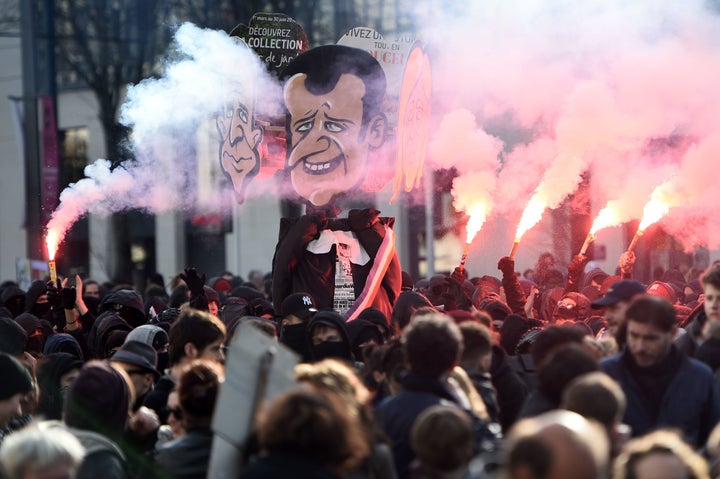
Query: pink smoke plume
415 1 720 249
427 109 502 243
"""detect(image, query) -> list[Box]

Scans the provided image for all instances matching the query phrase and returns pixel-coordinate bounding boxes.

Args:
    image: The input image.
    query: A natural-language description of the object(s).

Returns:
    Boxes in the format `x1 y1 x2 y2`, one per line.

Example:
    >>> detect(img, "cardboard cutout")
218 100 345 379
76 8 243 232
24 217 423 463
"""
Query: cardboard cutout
216 89 263 203
272 45 402 321
392 43 433 201
230 13 309 74
219 14 308 203
337 28 432 201
208 322 299 478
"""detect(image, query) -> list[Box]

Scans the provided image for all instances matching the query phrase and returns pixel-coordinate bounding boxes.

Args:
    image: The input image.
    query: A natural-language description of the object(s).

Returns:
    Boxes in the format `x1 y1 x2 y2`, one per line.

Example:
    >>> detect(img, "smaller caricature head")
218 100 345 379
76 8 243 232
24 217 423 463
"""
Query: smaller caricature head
281 45 387 207
216 89 263 203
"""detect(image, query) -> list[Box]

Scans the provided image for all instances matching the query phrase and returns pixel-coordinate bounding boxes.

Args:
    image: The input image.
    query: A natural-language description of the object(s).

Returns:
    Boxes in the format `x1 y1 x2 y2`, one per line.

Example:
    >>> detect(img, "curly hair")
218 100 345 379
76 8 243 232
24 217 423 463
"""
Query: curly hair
257 388 370 473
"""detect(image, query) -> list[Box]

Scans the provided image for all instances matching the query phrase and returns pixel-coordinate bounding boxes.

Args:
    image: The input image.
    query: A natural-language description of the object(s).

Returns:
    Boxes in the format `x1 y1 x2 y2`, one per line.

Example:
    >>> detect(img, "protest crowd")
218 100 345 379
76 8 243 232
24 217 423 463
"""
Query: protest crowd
0 247 719 479
6 18 717 479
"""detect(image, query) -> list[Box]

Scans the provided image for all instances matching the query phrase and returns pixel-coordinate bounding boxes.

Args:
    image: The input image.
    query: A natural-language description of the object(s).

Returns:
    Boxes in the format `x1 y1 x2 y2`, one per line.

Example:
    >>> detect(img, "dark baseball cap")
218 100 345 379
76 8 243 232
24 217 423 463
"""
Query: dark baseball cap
280 293 317 321
591 280 646 308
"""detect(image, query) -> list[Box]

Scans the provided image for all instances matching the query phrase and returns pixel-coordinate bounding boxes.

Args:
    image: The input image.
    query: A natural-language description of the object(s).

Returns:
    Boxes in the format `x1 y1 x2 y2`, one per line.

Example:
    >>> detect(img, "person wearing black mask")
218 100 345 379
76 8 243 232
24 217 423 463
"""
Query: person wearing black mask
278 293 318 362
25 280 52 321
307 310 354 363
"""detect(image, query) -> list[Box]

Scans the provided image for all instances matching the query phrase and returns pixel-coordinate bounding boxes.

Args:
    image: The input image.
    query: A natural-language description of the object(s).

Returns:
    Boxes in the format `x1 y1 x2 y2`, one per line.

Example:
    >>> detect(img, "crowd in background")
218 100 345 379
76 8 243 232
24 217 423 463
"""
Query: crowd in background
0 249 719 479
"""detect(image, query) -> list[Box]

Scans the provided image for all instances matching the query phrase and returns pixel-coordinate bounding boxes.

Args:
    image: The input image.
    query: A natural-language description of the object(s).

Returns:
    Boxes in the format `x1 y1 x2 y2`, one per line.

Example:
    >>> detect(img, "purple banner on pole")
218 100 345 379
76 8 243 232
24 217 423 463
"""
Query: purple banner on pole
41 95 59 225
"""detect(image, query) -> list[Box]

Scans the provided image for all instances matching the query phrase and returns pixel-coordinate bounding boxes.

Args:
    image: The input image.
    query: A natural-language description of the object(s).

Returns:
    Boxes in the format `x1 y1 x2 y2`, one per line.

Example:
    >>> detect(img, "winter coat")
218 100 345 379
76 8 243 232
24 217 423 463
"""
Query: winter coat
44 420 128 479
101 290 146 328
601 347 720 447
375 371 499 479
241 449 342 479
489 344 529 432
155 424 213 479
143 374 176 424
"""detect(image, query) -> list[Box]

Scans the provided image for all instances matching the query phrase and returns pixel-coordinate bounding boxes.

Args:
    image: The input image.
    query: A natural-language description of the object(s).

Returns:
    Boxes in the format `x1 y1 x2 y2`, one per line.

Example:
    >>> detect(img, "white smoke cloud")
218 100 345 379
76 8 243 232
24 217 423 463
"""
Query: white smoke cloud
47 23 282 247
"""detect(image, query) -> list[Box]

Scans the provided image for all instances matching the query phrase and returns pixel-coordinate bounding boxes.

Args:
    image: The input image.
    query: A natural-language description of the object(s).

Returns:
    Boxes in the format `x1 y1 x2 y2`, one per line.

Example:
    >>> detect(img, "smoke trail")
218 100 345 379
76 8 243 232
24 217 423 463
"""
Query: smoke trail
427 109 502 240
414 0 720 247
654 133 720 249
46 23 282 248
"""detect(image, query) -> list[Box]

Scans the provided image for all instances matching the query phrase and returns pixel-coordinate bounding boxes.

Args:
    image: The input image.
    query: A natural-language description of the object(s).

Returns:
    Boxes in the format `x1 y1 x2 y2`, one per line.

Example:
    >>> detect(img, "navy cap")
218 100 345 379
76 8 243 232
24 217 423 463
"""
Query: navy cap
281 293 317 321
591 280 646 308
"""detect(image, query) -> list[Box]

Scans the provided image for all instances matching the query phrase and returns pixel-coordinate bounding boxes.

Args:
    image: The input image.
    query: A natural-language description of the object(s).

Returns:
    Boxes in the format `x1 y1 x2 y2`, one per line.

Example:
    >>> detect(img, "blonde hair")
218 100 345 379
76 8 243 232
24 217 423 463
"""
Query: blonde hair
294 358 370 410
613 429 709 479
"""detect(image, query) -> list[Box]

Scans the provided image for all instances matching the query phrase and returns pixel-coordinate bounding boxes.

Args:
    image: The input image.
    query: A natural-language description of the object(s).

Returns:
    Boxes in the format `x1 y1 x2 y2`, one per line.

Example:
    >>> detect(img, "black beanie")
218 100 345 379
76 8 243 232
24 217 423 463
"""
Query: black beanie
0 317 27 356
63 361 130 438
0 353 33 400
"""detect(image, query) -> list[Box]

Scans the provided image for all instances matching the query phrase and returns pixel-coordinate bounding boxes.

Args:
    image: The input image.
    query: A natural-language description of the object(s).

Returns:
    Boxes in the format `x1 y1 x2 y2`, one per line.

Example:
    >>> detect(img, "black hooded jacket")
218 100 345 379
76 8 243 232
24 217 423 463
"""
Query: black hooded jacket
306 311 354 362
1 285 26 318
101 290 146 328
25 280 60 325
87 311 132 359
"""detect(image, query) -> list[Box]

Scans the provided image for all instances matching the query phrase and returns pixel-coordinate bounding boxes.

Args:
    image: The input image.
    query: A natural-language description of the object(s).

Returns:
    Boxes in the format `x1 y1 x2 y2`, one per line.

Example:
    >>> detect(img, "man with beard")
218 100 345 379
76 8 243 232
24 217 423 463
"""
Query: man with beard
600 295 720 447
272 45 401 323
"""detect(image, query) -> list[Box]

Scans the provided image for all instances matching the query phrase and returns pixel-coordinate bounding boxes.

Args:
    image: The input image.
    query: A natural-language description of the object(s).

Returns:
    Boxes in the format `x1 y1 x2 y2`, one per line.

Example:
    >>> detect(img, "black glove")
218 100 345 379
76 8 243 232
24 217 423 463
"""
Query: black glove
180 268 206 297
60 286 76 310
444 272 471 310
450 266 468 284
497 256 515 276
311 213 329 232
46 280 62 309
348 208 380 231
296 214 325 242
567 254 587 278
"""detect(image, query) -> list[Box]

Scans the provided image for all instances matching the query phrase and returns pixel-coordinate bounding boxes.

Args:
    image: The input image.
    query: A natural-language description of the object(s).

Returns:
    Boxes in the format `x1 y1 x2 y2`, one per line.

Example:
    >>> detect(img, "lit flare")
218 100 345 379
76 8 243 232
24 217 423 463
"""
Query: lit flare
638 198 669 232
580 202 623 256
515 197 546 241
46 229 60 284
461 203 489 266
589 203 622 235
511 197 547 260
627 197 670 253
46 229 60 261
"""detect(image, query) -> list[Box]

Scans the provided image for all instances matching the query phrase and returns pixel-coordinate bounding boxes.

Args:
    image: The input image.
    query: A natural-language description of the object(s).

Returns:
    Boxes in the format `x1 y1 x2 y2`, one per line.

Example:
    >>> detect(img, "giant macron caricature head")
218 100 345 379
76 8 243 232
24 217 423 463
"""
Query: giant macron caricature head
281 45 387 208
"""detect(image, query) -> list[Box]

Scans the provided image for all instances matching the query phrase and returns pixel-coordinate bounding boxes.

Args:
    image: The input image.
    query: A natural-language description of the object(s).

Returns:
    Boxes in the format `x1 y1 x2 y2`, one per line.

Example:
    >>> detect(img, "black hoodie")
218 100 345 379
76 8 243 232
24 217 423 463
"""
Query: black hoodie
1 285 26 318
101 290 146 328
306 310 354 362
25 280 52 319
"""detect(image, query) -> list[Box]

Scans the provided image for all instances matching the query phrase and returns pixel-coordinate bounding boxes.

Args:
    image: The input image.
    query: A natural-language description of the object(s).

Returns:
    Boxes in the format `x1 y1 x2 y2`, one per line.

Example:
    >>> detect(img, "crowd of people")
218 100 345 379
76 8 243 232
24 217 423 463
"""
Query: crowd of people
0 250 719 479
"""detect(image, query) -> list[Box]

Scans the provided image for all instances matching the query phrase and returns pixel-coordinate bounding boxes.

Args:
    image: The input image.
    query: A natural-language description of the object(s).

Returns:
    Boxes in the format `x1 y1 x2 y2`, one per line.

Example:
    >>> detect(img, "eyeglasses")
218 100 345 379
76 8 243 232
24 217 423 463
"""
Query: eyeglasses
557 301 575 310
167 407 183 419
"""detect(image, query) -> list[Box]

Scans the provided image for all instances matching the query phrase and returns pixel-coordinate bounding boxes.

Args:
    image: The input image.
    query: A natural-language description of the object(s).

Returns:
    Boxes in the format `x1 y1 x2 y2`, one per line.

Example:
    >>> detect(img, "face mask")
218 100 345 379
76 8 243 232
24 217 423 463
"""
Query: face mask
555 305 577 320
157 352 169 374
31 302 51 318
26 337 44 354
311 341 350 362
280 323 308 356
6 298 25 318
